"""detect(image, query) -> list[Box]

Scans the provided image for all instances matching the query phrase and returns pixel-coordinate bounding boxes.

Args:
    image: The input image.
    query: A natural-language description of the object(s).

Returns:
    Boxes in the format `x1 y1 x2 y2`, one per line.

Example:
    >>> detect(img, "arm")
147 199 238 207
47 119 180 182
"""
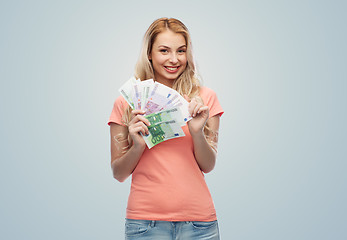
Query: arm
191 115 220 173
110 110 150 182
185 96 221 173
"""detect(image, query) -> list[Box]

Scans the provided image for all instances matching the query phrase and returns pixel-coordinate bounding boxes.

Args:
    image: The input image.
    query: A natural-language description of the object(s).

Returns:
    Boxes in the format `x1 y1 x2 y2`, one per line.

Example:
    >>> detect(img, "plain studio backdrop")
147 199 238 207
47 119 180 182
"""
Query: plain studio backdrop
0 0 346 239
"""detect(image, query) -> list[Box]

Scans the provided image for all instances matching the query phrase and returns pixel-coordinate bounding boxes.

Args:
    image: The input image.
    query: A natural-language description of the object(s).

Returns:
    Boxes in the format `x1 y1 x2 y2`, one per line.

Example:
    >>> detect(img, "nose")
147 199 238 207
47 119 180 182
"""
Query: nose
169 53 178 64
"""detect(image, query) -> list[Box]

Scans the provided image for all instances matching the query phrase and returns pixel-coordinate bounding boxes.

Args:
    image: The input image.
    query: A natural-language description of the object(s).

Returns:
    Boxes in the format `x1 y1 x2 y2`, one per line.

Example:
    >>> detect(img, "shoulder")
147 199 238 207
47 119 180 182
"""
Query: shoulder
198 86 224 118
199 86 218 101
111 95 130 118
113 95 129 109
108 95 129 126
114 95 127 104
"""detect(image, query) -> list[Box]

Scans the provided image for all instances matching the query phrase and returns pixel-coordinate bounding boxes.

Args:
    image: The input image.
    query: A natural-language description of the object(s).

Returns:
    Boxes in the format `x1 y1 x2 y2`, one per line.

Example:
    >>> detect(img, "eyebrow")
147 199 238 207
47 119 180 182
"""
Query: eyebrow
158 45 187 49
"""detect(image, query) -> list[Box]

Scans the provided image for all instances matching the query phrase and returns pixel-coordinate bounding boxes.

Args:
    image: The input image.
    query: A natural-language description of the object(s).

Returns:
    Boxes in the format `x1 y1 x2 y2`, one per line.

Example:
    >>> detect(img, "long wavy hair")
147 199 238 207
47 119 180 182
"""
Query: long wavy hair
134 17 200 96
121 17 218 151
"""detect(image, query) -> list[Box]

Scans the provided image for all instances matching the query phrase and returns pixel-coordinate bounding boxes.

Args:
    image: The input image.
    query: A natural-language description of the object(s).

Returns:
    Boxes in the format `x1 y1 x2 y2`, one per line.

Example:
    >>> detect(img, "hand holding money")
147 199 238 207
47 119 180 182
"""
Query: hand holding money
128 109 151 149
119 77 192 149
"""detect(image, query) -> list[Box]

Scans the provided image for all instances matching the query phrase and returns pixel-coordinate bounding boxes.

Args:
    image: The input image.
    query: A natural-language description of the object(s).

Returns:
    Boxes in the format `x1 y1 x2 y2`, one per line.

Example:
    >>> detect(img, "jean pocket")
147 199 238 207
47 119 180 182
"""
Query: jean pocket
191 220 218 229
125 219 151 237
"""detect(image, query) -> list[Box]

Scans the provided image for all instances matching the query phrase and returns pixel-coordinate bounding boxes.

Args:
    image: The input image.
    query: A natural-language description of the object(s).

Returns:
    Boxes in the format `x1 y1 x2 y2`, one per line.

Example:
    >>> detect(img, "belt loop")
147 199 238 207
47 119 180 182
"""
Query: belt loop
150 220 156 227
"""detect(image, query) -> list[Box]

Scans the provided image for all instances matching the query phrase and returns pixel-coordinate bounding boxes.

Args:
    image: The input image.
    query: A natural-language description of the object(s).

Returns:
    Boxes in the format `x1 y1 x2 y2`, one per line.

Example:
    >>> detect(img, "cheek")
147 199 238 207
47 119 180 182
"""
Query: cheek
152 54 166 65
180 55 187 64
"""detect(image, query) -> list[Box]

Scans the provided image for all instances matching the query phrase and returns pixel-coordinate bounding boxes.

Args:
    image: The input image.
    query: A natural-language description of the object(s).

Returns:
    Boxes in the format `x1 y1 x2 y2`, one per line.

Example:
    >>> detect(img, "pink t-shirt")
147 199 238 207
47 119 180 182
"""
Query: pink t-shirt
108 87 224 221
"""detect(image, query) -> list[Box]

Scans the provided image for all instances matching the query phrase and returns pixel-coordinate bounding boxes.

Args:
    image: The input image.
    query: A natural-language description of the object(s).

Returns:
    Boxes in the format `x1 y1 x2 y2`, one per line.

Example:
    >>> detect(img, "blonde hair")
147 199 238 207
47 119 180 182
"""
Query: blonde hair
122 17 218 151
135 17 200 96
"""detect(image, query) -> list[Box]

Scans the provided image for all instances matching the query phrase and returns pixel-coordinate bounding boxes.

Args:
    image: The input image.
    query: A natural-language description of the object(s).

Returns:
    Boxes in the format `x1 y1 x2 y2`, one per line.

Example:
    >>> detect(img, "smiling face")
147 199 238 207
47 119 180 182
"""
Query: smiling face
149 30 187 87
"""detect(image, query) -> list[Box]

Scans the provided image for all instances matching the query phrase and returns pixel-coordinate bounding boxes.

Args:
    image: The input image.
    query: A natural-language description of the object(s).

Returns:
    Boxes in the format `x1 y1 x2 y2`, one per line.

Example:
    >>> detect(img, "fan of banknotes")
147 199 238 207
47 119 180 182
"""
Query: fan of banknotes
119 77 192 149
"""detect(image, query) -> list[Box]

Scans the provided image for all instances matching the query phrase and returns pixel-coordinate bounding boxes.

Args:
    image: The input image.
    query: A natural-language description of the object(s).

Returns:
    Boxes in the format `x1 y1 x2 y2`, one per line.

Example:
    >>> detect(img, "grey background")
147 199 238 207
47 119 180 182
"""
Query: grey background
0 0 346 239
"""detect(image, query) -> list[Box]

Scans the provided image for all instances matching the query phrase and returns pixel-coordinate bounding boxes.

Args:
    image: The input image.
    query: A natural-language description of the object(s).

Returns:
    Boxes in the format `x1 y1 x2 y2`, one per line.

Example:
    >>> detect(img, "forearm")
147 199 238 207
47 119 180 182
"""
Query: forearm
191 130 217 173
111 144 145 182
110 111 150 182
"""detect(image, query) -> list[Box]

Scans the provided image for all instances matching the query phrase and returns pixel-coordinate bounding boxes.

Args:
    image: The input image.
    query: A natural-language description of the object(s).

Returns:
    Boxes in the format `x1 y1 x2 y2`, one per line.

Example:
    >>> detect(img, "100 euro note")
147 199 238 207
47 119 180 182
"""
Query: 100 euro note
117 77 192 149
144 107 185 126
142 120 185 149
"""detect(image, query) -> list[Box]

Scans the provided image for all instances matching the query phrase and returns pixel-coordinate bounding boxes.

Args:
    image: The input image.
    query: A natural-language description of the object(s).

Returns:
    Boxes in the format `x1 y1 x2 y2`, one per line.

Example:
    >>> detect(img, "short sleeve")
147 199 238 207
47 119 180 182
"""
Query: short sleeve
199 87 224 118
107 96 129 126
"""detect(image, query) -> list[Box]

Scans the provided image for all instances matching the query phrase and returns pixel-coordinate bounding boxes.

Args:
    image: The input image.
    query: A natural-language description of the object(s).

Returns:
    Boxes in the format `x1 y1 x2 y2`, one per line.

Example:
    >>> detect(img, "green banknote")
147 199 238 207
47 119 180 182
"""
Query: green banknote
144 107 184 126
143 120 185 149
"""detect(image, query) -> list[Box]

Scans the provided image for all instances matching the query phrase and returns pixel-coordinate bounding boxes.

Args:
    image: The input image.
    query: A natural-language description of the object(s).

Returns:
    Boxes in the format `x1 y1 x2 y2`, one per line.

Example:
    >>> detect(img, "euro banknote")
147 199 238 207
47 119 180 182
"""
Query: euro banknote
144 107 185 126
118 77 193 148
142 120 185 149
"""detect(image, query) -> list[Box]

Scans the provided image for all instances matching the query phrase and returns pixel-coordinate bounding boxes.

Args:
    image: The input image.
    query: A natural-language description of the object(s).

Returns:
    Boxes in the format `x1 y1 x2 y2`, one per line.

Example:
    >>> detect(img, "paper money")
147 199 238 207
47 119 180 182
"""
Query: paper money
143 82 173 115
118 77 192 148
119 76 137 109
145 107 185 126
140 79 154 110
142 120 185 149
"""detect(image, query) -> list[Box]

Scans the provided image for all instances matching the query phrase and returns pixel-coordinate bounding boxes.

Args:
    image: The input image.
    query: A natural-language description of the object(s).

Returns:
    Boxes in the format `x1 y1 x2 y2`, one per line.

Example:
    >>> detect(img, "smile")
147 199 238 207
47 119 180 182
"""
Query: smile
164 66 180 73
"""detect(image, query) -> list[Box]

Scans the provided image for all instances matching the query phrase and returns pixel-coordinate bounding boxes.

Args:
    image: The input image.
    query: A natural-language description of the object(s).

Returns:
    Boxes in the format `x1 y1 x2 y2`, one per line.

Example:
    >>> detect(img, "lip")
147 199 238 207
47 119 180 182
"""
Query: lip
164 66 180 73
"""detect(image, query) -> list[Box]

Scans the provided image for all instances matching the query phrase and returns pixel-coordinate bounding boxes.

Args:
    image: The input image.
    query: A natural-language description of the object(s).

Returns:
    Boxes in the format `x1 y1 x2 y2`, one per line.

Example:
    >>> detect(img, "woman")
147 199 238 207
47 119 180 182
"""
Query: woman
108 17 223 240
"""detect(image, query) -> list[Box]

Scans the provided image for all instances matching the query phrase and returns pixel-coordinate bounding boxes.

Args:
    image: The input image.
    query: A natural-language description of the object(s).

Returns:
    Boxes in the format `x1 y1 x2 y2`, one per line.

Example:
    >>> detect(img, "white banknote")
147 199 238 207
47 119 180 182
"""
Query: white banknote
118 77 193 148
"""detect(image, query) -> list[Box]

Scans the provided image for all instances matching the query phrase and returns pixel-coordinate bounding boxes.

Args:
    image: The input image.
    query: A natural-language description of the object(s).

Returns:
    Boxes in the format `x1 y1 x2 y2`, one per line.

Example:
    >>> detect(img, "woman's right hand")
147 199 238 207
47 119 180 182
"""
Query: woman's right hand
128 109 151 150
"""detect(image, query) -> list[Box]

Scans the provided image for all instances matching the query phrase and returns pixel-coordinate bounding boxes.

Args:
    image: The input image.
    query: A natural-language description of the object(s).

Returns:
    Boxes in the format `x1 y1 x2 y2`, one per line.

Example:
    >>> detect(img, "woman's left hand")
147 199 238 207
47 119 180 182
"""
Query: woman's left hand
184 95 209 135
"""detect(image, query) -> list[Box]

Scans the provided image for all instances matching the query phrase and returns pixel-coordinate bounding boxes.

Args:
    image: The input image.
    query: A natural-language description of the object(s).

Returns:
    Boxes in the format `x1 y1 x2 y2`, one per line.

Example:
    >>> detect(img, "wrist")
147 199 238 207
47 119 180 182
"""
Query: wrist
190 129 204 139
131 141 146 153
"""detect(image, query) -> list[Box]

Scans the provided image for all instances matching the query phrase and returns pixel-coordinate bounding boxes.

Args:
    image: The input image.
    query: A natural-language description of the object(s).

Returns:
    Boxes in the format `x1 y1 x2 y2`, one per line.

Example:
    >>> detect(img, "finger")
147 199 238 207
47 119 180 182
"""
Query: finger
130 109 146 119
129 114 151 126
136 115 151 126
192 103 202 117
188 97 197 108
130 122 149 136
137 125 149 136
132 109 146 115
137 122 149 135
130 126 146 136
197 106 209 114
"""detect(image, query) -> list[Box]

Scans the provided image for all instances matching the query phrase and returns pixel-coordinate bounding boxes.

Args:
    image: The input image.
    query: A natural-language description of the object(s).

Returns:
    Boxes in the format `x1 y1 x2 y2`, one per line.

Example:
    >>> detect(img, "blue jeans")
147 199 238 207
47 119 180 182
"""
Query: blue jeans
125 219 220 240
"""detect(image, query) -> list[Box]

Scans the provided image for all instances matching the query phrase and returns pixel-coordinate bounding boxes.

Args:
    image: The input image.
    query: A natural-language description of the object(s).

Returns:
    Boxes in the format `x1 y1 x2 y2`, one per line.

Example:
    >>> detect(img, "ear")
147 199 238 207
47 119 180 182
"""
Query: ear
148 54 152 60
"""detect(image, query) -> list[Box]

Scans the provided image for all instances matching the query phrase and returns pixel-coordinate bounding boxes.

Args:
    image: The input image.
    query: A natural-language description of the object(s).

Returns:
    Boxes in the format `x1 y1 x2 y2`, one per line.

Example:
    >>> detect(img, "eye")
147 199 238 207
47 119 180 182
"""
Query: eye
160 49 168 53
178 49 186 54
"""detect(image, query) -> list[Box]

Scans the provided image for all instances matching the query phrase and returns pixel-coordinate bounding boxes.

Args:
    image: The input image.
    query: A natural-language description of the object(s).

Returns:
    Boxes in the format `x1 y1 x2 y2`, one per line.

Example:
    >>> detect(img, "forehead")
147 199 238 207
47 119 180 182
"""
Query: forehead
153 30 186 47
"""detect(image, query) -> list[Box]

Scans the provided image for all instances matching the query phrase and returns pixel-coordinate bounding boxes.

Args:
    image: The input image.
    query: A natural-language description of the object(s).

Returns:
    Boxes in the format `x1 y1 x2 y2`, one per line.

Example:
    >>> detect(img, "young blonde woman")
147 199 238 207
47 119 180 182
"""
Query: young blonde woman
108 17 223 240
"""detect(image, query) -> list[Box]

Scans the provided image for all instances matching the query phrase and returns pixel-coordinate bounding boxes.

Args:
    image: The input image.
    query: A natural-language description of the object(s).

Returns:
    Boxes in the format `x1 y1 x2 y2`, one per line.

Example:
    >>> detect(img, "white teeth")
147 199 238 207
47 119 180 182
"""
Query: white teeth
166 67 178 71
